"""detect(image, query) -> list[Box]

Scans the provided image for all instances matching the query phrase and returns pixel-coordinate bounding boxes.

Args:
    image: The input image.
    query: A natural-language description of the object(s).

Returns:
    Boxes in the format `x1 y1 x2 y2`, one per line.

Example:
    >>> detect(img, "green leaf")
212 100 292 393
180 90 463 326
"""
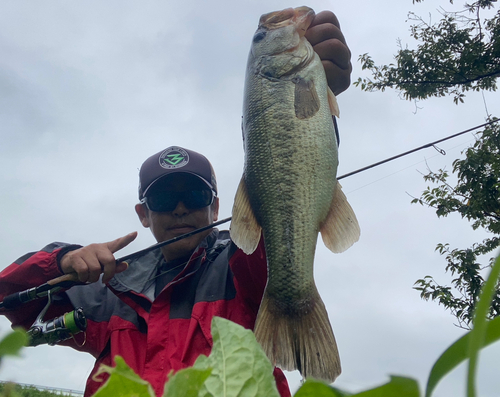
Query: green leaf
354 376 420 397
193 317 280 397
425 308 500 397
91 356 155 397
163 367 212 397
467 254 500 397
294 379 350 396
0 328 27 362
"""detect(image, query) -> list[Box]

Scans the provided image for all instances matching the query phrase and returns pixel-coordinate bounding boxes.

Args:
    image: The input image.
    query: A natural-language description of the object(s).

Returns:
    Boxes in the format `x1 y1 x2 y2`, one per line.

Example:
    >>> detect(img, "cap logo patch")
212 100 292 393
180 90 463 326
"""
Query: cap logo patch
159 147 189 169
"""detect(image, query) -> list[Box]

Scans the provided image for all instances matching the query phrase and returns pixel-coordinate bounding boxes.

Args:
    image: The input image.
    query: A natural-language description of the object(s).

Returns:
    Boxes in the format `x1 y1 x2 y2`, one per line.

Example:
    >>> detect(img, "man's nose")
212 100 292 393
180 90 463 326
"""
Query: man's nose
172 200 189 216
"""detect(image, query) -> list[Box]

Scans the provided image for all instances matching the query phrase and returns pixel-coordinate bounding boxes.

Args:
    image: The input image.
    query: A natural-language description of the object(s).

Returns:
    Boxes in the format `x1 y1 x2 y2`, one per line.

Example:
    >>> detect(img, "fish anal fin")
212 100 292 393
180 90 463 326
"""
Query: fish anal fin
320 181 360 253
294 77 320 119
255 287 341 382
230 176 261 254
327 87 340 118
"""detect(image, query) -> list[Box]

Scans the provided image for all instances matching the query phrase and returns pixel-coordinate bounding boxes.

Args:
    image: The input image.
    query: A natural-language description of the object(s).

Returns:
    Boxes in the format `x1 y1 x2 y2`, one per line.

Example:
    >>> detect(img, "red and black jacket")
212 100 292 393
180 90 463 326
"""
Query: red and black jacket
0 230 291 397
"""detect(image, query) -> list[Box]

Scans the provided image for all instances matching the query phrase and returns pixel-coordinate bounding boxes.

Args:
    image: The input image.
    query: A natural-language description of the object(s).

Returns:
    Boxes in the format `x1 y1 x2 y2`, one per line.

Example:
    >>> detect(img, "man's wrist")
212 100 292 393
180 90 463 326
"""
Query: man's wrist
56 245 82 274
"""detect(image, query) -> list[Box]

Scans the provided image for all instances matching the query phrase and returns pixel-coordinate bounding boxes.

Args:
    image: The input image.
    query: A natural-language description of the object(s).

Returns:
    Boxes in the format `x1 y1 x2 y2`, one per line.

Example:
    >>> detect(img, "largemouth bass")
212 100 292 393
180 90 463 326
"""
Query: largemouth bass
230 7 360 382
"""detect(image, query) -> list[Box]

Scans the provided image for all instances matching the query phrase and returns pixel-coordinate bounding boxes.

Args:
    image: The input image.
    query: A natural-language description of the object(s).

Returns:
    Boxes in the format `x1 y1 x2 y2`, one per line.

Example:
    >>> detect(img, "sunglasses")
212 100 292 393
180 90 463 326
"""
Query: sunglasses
141 188 215 212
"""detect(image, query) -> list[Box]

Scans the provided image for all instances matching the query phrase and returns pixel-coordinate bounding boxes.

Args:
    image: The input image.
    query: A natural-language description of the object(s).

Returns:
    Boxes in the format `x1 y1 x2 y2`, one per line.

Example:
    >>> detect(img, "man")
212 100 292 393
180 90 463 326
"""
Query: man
0 11 352 397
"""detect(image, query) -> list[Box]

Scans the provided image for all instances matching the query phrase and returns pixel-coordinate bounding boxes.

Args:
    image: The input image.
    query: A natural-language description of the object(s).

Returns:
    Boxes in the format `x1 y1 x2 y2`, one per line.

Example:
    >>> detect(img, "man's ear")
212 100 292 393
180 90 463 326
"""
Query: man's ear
135 203 151 228
212 197 220 222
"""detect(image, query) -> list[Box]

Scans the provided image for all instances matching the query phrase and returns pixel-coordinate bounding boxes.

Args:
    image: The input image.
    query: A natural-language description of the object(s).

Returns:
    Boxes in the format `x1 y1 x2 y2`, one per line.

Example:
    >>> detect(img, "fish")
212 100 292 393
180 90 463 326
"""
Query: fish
230 6 360 383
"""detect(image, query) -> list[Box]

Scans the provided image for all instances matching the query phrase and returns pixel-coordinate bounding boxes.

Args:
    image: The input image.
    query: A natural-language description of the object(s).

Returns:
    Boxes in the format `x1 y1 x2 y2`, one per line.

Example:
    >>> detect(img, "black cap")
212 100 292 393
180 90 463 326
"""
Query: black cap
138 146 217 199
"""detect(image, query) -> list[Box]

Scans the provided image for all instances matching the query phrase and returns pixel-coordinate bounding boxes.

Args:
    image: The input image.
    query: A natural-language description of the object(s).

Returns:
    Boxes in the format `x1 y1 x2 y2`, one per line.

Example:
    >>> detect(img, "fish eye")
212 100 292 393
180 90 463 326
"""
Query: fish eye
253 31 267 43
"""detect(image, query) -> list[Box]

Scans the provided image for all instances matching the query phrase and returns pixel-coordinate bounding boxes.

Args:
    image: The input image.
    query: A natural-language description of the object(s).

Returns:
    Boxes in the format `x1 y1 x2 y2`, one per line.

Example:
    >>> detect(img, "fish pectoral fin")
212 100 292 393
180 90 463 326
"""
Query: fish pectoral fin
327 87 340 118
293 76 320 119
320 181 360 253
230 176 262 254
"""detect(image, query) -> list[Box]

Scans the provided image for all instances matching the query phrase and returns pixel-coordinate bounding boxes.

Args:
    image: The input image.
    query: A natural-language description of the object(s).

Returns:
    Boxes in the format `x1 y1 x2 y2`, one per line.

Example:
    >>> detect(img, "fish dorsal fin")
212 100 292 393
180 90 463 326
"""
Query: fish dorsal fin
327 87 340 118
320 181 360 253
230 176 262 254
294 77 320 119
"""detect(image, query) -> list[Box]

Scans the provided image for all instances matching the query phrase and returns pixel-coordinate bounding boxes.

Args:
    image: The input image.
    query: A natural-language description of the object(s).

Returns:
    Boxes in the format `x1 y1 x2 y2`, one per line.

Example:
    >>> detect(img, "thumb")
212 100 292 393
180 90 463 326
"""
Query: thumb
107 232 138 254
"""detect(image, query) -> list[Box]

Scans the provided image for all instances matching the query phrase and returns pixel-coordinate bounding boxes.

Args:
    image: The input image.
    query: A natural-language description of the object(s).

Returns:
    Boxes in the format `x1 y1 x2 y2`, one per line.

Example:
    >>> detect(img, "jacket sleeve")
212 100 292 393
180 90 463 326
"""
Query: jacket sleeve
0 242 81 333
228 237 268 316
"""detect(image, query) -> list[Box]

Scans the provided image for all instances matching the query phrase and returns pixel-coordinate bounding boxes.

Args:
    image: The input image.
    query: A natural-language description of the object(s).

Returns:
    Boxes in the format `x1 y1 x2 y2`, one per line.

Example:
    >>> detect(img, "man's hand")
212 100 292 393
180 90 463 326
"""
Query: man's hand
60 232 137 284
306 11 352 96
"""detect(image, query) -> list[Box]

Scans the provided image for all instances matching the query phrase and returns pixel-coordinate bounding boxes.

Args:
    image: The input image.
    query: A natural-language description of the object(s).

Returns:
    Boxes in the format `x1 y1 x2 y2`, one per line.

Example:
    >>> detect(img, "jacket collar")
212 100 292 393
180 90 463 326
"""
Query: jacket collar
108 229 221 295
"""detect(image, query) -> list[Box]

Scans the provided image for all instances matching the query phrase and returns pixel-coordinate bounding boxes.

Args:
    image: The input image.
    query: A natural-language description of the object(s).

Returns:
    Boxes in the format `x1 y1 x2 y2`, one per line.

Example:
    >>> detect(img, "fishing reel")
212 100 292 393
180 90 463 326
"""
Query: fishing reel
27 289 87 347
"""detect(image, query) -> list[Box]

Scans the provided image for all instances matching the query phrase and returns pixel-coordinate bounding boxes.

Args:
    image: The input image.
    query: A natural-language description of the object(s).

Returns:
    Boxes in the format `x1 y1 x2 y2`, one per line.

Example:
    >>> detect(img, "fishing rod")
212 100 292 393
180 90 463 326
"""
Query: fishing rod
117 216 232 263
0 217 233 346
0 216 233 311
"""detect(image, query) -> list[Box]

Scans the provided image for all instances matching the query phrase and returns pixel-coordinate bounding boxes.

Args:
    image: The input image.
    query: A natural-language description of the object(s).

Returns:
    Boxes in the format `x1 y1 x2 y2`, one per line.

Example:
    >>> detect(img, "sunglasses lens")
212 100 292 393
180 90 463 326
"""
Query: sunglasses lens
145 189 214 212
184 190 213 209
146 195 178 212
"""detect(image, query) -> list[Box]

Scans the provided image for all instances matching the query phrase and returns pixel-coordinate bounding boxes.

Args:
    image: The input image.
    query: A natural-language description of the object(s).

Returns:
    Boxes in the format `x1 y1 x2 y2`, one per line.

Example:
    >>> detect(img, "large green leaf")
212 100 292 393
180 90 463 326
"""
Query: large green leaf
294 379 350 396
163 367 212 397
354 376 420 397
425 255 500 397
0 328 27 364
91 356 155 397
294 376 419 397
193 317 280 397
425 316 500 397
466 254 500 397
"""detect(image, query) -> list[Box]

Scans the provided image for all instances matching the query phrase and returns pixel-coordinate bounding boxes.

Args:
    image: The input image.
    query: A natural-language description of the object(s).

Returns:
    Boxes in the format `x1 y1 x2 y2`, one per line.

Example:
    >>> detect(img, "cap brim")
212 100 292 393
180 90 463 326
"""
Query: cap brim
142 172 215 198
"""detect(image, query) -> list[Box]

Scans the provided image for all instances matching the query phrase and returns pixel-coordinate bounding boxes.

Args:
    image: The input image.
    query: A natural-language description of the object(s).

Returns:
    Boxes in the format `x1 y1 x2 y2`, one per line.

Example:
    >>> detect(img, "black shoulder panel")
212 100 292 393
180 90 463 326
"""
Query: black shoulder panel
66 281 145 331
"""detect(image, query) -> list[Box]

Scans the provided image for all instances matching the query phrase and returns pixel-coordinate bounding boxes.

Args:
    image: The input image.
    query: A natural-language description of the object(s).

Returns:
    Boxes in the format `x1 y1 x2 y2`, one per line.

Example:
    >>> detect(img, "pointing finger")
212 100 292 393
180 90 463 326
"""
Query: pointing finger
106 232 138 254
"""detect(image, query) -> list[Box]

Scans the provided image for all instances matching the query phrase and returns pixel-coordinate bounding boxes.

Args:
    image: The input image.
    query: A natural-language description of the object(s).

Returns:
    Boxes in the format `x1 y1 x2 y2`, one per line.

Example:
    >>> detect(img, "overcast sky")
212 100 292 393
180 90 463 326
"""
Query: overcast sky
0 1 499 396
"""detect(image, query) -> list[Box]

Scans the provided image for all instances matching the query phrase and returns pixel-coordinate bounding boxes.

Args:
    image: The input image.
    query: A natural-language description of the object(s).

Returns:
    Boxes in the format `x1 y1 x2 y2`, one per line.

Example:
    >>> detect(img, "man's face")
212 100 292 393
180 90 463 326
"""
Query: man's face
135 173 219 261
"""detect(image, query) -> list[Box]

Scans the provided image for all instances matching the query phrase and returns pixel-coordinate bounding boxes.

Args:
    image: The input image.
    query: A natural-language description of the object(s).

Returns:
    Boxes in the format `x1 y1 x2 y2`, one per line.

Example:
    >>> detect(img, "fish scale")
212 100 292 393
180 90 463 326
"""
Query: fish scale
245 75 336 303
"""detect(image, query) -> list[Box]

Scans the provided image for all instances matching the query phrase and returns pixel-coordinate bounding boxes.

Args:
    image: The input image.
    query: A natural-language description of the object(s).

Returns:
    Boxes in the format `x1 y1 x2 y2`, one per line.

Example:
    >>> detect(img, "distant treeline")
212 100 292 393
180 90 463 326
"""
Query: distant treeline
0 382 83 397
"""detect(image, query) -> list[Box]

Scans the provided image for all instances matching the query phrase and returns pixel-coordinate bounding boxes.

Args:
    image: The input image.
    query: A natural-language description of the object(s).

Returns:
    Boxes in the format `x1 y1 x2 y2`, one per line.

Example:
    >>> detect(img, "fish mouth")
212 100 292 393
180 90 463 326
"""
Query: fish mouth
259 6 315 37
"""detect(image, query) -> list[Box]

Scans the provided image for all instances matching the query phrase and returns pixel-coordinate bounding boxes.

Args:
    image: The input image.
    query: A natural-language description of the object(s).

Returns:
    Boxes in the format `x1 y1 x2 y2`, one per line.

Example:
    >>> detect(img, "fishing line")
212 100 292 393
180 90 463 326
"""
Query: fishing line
345 135 477 194
337 119 498 181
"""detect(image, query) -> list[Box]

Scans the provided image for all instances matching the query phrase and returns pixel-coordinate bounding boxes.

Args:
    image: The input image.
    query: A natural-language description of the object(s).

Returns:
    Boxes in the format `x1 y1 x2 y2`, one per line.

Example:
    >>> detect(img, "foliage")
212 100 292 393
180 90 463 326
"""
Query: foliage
93 317 280 397
0 329 27 367
354 0 500 104
89 263 500 397
353 0 500 327
412 118 500 328
0 330 70 396
92 356 155 397
2 259 500 397
0 383 65 397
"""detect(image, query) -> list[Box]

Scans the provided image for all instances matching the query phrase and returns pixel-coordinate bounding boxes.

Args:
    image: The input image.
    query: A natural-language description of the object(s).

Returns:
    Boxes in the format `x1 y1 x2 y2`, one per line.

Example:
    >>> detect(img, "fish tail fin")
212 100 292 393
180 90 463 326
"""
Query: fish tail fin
254 287 341 383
